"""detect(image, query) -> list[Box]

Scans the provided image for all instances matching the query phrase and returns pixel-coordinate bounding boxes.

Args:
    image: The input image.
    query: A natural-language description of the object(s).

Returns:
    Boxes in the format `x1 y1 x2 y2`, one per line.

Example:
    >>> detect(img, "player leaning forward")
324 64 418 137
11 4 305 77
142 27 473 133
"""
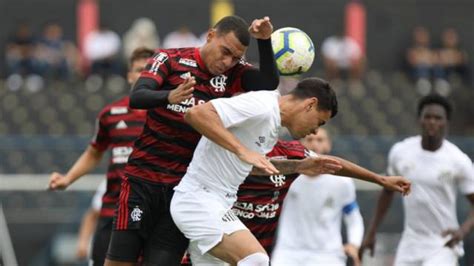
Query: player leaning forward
170 78 412 265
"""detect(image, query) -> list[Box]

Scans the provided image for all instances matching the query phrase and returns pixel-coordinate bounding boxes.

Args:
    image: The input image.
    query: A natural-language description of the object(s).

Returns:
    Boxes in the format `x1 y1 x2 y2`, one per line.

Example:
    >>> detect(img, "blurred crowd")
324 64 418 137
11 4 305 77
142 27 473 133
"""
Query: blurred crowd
4 17 206 91
4 18 471 96
405 26 470 95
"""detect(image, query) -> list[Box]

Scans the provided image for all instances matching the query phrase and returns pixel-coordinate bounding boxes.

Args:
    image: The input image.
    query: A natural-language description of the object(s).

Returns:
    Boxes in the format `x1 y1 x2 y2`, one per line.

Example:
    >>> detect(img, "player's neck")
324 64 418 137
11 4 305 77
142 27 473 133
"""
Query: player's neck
421 136 443 151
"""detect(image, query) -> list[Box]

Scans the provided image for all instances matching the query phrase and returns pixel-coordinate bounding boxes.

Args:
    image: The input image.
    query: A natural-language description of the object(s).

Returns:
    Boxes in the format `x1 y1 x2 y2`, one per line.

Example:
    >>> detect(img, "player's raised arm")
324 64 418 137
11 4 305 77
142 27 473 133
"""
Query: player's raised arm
184 95 279 175
323 155 411 195
241 16 280 92
130 50 196 109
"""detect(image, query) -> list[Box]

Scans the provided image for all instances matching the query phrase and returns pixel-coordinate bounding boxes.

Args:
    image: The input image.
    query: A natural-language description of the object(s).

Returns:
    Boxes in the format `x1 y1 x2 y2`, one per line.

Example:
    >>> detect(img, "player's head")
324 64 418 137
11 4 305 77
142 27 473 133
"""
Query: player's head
300 128 332 154
128 47 154 86
201 15 250 75
282 78 338 139
417 94 452 140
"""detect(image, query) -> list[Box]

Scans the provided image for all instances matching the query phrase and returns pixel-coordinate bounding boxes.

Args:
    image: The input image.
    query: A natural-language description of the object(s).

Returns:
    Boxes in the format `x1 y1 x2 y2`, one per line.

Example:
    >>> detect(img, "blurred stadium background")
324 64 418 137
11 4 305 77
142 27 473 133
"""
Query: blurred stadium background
0 0 473 265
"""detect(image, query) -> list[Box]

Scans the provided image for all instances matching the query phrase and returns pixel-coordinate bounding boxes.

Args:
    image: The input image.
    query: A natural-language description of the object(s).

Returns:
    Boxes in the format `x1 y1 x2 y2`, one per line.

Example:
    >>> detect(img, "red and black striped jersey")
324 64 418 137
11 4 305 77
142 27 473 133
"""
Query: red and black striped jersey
125 47 252 185
233 140 308 254
90 96 146 217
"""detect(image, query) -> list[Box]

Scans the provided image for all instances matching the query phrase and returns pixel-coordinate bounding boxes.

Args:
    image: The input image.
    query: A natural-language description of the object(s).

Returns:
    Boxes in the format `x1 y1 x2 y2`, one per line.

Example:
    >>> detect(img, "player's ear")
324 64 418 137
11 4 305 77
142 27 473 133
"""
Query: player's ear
207 28 217 42
305 97 318 112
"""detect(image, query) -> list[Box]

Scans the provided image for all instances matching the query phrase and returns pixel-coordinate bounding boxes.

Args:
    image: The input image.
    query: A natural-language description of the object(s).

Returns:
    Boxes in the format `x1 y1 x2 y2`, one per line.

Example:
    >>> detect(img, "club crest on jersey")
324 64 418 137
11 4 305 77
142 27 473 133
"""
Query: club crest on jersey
179 58 197 67
131 206 143 222
210 75 227 92
270 174 286 187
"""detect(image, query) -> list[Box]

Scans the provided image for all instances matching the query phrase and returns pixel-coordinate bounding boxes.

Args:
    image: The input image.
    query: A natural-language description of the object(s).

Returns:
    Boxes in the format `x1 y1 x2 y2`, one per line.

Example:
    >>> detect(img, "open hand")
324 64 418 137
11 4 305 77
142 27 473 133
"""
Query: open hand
248 16 273 40
168 77 195 104
238 149 279 175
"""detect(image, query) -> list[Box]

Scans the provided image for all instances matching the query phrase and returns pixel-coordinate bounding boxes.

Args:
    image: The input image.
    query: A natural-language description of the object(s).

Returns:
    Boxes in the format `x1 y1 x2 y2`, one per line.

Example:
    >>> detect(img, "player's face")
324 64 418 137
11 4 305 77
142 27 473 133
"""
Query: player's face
419 104 448 140
301 129 332 154
203 29 247 75
127 58 147 86
287 98 332 140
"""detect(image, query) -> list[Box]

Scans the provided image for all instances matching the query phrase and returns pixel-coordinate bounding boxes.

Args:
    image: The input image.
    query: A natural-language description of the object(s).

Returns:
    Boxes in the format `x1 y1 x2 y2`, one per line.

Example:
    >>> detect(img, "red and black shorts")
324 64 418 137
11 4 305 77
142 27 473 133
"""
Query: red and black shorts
106 175 189 264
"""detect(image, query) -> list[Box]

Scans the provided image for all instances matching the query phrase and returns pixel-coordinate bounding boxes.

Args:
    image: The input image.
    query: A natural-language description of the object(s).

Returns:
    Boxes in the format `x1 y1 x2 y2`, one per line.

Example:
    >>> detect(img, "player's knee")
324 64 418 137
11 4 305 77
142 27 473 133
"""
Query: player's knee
237 252 269 266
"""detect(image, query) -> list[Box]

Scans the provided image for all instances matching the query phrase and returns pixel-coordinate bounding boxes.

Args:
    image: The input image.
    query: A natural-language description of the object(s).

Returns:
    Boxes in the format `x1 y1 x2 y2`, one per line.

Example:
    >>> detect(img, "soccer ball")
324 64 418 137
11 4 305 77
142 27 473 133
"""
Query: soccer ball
271 27 315 76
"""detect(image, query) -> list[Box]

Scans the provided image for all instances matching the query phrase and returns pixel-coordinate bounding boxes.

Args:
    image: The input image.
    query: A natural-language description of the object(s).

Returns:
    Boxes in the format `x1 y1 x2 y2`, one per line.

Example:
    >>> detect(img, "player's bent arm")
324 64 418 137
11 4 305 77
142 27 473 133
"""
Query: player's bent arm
185 102 249 157
241 39 279 91
129 77 170 109
50 145 104 189
326 155 410 194
185 102 278 174
250 156 342 176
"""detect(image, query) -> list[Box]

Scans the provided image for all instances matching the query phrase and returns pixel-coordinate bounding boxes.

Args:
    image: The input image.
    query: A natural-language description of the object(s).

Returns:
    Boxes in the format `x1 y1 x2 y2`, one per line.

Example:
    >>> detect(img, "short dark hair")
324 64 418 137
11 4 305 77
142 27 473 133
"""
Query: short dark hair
214 15 250 46
129 47 155 66
417 94 452 120
290 78 338 118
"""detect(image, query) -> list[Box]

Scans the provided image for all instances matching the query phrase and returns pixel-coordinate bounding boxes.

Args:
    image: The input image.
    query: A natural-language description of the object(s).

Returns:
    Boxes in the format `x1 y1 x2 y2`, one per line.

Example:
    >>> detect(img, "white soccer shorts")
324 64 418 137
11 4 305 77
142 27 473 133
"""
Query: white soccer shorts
171 183 247 265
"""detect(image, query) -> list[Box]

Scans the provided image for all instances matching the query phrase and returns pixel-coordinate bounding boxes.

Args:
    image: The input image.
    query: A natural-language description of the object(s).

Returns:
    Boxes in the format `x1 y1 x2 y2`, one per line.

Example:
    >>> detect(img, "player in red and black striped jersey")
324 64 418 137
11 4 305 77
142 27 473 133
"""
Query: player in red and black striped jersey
106 16 280 266
233 140 308 255
48 47 154 266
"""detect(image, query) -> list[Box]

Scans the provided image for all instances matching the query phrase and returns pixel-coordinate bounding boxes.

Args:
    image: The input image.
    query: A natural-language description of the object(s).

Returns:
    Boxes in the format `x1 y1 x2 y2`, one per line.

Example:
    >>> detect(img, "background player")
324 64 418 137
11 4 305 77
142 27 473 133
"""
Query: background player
76 180 105 261
48 47 154 265
272 128 364 266
360 94 474 266
106 15 280 266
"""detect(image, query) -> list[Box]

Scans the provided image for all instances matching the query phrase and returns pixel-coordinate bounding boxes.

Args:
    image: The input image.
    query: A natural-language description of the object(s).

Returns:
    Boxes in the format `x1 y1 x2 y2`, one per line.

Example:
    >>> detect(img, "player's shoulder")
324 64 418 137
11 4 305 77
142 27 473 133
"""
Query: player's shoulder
227 57 253 74
268 140 305 159
98 96 130 118
443 139 472 163
390 135 420 154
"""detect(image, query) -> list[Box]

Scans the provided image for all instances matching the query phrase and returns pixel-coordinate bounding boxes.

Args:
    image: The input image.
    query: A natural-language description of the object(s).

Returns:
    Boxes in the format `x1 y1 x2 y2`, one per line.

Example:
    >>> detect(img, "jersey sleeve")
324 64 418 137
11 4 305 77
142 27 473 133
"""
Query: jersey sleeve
90 111 110 152
211 92 272 128
138 50 171 88
341 179 357 209
386 144 400 176
456 154 474 195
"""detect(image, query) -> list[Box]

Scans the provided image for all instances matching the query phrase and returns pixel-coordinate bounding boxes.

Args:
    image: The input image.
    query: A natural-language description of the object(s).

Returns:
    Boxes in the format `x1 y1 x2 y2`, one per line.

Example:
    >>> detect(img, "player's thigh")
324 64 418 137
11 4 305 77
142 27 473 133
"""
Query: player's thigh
142 185 189 265
422 247 458 266
209 229 267 264
91 217 113 265
107 177 154 262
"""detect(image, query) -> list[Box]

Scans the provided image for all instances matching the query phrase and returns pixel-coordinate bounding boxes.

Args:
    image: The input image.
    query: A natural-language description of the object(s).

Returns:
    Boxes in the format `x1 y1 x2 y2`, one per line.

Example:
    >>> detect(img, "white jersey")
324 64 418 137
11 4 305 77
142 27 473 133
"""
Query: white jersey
388 135 474 261
176 90 281 196
91 180 107 211
272 174 363 264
